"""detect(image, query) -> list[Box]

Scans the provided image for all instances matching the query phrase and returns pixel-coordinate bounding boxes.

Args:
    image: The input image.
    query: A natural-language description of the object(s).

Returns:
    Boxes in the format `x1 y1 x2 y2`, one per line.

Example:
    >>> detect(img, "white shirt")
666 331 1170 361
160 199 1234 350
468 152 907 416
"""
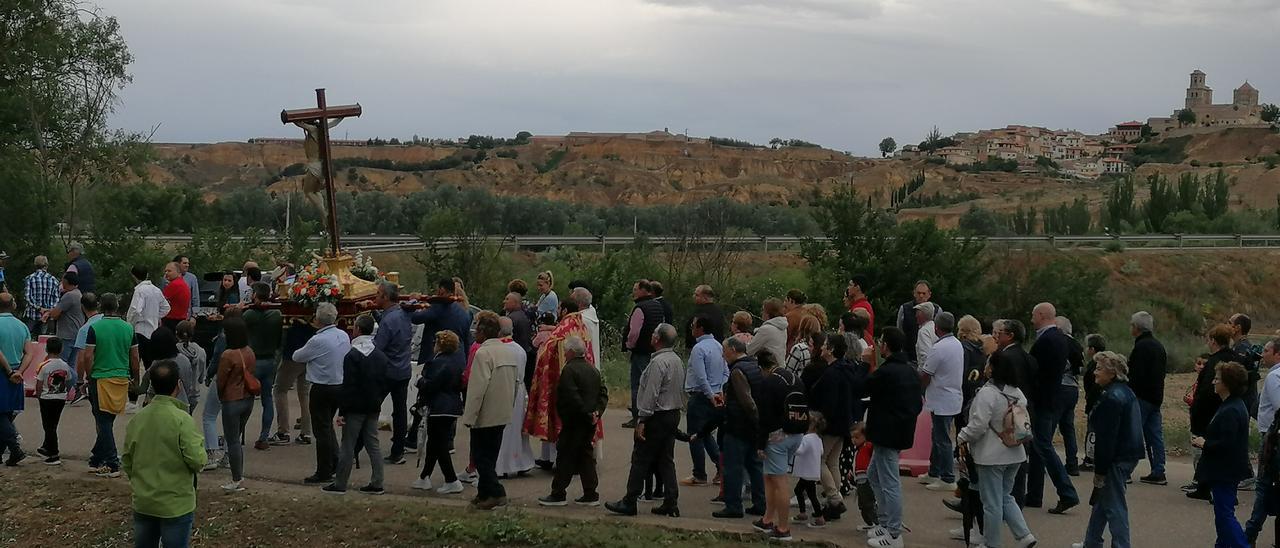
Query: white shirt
581 305 602 369
1259 363 1280 433
792 433 824 481
127 280 169 338
237 277 253 305
921 334 964 416
916 320 938 364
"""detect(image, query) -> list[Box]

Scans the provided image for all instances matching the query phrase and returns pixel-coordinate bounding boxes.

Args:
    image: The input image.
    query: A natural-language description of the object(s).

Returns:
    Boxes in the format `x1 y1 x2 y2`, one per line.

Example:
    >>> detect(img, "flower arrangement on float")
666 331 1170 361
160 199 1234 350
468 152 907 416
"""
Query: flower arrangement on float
351 249 383 282
289 258 343 306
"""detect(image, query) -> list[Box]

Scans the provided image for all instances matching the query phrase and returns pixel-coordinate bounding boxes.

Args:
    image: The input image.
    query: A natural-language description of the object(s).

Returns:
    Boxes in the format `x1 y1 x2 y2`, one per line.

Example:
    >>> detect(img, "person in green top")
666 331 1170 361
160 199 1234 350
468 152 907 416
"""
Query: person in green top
80 293 140 477
242 282 283 449
124 360 207 548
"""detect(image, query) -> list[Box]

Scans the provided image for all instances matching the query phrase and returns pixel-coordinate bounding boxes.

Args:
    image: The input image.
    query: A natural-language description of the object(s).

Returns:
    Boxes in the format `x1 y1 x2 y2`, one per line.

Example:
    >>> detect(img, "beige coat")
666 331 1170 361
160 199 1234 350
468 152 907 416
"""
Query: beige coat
462 338 519 429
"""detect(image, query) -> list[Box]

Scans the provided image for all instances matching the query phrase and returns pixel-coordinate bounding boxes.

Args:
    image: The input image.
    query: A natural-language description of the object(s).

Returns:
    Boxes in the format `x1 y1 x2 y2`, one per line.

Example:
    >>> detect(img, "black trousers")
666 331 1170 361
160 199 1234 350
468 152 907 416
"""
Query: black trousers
420 416 458 482
551 419 599 498
795 478 822 515
470 425 506 500
309 384 342 479
39 399 65 455
625 409 680 505
384 379 409 456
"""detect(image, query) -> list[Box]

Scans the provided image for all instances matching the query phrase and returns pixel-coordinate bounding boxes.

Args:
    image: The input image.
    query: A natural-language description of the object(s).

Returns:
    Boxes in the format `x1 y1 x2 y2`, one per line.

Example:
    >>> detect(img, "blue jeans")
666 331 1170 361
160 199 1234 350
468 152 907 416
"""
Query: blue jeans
722 432 764 513
629 352 650 420
977 463 1032 548
1026 407 1079 506
929 413 957 483
201 383 222 451
1137 399 1165 476
133 511 194 548
60 340 80 385
254 358 278 442
686 393 722 480
1058 385 1079 466
0 412 18 456
1246 475 1270 539
868 445 904 537
1083 460 1135 548
88 380 120 469
1212 482 1250 547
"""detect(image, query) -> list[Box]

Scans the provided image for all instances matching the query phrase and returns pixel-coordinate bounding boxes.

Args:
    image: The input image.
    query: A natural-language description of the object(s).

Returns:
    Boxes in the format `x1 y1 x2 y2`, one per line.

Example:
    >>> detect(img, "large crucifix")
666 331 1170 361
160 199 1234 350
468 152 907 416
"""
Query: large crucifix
280 88 361 257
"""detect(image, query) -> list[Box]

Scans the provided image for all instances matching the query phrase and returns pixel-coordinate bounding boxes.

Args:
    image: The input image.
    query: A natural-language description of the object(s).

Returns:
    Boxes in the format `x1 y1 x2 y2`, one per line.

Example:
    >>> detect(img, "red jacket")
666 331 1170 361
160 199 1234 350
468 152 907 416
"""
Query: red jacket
162 277 190 321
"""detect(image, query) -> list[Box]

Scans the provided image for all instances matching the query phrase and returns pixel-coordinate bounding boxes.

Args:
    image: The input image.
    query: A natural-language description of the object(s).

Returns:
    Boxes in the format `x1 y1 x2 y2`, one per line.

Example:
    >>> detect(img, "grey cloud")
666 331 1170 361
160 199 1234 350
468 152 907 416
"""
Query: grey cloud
644 0 885 20
1050 0 1280 20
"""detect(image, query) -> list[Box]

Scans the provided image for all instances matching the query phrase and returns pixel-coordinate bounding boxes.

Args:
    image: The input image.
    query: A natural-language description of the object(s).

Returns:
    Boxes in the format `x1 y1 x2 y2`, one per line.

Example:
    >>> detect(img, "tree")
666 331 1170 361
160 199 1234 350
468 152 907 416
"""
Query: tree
878 137 897 157
1200 169 1231 219
1262 104 1280 123
1178 108 1197 127
958 205 1003 235
768 138 783 149
514 131 533 145
923 126 942 150
1142 173 1177 232
1105 176 1137 230
4 0 145 240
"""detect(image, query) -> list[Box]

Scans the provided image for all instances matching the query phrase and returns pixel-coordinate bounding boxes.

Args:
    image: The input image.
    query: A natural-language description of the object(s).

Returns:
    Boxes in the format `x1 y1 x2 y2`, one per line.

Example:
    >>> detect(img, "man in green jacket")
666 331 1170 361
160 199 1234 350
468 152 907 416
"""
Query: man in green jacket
123 360 207 548
538 335 608 507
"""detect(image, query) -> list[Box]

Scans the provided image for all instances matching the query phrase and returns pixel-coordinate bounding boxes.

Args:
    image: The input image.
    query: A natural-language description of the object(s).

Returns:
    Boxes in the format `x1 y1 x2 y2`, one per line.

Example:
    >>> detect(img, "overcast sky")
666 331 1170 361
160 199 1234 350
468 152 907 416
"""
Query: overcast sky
106 0 1279 155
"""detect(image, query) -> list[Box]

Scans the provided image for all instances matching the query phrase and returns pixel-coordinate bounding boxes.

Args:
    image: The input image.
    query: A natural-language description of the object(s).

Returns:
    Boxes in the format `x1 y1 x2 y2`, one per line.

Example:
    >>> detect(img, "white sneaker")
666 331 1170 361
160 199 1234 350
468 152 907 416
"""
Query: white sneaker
865 526 889 538
856 524 878 532
457 471 477 484
866 534 904 547
436 481 464 494
221 481 244 492
926 481 959 492
1014 533 1037 547
917 474 936 484
411 477 433 491
1071 544 1084 548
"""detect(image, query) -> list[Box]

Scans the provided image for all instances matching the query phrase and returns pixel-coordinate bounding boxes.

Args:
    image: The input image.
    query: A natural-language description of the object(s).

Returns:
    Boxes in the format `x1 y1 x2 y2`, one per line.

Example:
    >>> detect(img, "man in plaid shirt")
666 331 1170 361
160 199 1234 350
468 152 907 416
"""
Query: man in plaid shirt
23 255 61 337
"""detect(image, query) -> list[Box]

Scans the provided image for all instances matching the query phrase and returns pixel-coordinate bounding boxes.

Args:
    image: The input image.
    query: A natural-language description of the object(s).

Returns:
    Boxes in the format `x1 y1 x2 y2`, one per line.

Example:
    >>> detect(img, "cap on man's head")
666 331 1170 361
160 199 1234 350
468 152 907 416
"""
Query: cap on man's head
0 251 9 260
913 302 936 317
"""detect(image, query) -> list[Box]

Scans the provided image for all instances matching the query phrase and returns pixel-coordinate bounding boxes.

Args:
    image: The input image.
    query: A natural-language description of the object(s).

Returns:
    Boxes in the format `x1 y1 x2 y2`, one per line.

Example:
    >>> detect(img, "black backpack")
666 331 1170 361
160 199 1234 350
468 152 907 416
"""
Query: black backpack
778 369 809 434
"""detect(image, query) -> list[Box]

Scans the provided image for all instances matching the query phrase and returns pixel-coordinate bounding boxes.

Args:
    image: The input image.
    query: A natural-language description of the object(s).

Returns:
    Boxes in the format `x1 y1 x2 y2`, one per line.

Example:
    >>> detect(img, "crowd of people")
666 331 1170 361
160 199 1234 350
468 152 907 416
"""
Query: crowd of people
1 244 1279 547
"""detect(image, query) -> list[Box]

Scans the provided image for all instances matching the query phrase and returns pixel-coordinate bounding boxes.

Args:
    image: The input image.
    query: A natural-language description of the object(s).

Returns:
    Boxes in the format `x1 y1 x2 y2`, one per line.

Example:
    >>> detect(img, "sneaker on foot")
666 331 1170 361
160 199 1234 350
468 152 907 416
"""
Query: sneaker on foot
222 481 245 492
925 481 959 492
808 517 827 529
359 485 385 495
917 474 937 484
385 454 406 465
867 534 904 547
680 476 708 486
267 432 291 446
791 512 809 523
92 465 120 478
303 475 331 485
294 434 313 445
751 518 772 533
202 455 220 472
36 447 51 458
1013 533 1037 547
253 440 270 451
1140 473 1169 485
412 477 433 490
574 494 601 506
768 528 793 541
538 493 568 506
436 481 464 495
865 526 889 538
4 450 28 467
43 456 61 466
457 471 477 484
321 483 347 495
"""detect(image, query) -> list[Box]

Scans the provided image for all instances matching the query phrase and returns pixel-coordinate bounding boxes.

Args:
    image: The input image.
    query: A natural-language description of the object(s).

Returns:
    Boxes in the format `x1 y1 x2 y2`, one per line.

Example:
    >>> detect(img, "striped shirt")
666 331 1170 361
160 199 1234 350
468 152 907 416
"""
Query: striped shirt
23 269 60 321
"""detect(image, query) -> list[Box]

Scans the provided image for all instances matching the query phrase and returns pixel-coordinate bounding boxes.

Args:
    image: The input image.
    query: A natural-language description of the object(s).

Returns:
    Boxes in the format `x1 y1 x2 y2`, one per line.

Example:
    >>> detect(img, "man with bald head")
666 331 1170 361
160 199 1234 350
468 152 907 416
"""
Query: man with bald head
503 292 533 351
1026 302 1080 514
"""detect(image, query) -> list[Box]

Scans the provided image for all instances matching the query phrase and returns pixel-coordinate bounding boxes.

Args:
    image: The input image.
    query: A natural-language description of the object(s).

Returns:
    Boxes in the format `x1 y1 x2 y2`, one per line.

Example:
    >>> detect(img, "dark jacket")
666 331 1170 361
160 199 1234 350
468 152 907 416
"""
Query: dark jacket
1192 348 1243 436
960 340 986 413
865 351 923 450
756 367 798 449
1066 336 1084 378
1029 326 1070 408
507 309 534 351
623 296 665 354
810 358 867 437
557 357 608 426
656 296 674 324
1196 396 1254 485
338 346 390 416
1127 332 1168 406
800 362 826 395
683 302 727 349
417 349 465 417
1083 357 1101 413
1088 381 1144 471
410 296 474 364
898 300 922 355
724 356 764 441
994 344 1039 406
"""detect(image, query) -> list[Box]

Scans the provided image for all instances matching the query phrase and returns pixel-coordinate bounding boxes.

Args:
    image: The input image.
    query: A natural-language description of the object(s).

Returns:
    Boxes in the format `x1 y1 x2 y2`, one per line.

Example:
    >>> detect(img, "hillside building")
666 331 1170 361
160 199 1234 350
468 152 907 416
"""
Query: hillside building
1147 70 1265 134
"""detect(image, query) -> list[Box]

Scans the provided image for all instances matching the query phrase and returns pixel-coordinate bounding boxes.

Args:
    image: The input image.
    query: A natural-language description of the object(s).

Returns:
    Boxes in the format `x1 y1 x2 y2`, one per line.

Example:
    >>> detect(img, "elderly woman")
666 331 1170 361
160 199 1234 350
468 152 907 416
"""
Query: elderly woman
957 348 1037 548
1192 361 1253 547
1072 351 1143 548
730 311 754 344
413 330 466 495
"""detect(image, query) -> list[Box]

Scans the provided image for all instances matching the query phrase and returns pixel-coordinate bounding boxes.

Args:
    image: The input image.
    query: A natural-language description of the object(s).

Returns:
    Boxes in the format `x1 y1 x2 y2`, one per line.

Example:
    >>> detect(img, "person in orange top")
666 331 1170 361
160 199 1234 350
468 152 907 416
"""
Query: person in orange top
160 262 190 330
845 275 874 343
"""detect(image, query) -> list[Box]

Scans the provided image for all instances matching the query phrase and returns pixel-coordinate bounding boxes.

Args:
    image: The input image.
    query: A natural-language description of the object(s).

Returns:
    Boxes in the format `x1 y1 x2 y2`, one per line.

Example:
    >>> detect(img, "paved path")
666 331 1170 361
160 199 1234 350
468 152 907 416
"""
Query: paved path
13 395 1255 547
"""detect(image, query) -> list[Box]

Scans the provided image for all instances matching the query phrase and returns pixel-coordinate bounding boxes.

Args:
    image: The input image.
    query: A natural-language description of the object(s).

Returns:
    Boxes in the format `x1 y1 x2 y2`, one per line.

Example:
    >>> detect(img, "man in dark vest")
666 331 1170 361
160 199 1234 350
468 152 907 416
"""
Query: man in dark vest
65 242 95 294
711 337 766 519
622 279 664 428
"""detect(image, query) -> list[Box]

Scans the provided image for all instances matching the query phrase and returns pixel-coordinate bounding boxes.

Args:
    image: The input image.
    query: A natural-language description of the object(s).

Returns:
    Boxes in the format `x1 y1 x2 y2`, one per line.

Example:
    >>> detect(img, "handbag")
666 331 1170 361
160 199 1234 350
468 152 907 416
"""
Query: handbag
237 350 262 397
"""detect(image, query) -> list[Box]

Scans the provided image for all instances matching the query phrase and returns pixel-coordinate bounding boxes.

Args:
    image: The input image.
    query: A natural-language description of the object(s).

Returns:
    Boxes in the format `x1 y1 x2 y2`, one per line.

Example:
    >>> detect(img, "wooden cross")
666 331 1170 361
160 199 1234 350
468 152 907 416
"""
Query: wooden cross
280 88 361 257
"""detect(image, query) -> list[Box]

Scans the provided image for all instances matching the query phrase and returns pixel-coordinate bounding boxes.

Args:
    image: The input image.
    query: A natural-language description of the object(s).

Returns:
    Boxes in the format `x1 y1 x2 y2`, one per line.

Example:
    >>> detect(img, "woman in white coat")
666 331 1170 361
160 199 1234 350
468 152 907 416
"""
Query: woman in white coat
957 347 1039 548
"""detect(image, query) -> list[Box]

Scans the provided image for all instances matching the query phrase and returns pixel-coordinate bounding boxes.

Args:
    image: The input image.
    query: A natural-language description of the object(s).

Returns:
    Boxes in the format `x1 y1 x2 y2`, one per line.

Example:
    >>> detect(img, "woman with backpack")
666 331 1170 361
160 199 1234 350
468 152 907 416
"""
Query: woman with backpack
1070 351 1143 548
216 317 257 492
956 345 1038 548
754 351 807 542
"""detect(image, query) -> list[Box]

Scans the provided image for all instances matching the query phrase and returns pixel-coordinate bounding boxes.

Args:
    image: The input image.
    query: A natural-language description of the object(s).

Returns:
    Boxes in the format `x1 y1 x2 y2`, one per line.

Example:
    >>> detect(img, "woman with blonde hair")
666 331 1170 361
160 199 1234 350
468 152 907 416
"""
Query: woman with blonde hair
535 271 559 320
785 314 823 376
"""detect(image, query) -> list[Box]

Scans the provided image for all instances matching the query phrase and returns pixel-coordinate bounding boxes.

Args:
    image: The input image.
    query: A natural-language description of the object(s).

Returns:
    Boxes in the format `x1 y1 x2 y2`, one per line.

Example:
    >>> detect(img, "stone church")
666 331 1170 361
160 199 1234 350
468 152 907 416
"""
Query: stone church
1148 70 1263 134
